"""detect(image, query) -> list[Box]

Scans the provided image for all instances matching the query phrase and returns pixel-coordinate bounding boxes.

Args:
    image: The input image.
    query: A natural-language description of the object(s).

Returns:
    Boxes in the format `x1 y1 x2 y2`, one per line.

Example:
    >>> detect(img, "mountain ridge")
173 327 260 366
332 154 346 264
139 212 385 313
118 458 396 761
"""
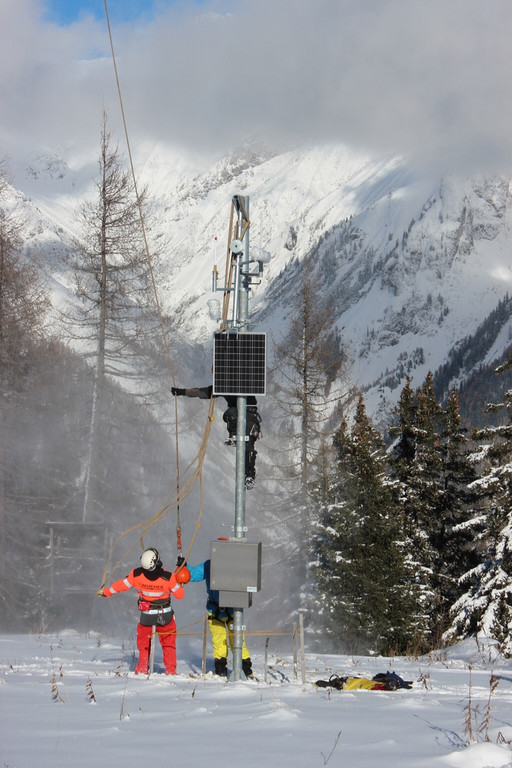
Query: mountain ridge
8 141 512 425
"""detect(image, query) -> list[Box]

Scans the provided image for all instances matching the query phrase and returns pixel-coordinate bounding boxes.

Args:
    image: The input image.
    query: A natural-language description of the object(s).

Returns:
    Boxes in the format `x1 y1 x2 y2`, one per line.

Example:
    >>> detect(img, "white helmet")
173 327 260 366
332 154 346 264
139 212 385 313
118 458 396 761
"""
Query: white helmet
140 548 160 571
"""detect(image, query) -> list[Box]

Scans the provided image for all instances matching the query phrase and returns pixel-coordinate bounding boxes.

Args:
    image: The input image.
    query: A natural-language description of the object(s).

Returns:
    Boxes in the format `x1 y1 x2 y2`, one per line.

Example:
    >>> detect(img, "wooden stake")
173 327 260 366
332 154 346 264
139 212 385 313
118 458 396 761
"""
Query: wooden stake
299 611 306 684
292 621 298 680
202 612 208 675
149 625 156 675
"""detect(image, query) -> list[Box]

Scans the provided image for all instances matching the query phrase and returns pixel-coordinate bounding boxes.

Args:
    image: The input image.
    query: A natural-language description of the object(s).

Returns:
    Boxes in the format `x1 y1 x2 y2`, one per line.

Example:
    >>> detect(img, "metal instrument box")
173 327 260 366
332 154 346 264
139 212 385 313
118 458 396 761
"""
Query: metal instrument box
210 540 262 608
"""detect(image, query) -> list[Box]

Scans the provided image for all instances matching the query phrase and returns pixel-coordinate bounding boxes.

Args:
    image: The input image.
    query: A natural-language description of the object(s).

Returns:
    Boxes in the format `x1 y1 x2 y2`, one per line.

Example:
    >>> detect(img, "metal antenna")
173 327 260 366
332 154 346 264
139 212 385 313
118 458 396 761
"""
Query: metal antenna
232 195 249 681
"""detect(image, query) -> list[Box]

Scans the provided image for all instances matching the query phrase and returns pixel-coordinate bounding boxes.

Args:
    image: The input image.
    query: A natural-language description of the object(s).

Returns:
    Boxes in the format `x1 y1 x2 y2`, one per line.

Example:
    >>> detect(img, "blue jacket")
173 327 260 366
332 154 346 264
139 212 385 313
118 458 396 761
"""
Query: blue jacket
188 560 234 621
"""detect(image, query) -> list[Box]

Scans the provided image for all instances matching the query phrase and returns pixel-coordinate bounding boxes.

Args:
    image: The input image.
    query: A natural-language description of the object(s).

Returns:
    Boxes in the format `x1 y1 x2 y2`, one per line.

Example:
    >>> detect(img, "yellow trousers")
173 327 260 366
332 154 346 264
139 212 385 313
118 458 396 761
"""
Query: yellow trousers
209 616 250 660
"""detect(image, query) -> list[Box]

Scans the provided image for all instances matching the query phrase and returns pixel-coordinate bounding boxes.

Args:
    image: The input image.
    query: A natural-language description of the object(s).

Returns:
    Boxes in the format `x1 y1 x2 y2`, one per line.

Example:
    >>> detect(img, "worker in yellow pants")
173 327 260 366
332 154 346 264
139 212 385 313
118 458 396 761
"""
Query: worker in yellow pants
187 558 253 678
208 614 252 676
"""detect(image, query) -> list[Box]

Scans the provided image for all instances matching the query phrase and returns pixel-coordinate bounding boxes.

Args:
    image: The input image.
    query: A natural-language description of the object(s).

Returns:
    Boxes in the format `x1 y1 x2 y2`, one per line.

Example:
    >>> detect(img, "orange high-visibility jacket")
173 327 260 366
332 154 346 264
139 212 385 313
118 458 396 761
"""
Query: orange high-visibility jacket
104 567 185 604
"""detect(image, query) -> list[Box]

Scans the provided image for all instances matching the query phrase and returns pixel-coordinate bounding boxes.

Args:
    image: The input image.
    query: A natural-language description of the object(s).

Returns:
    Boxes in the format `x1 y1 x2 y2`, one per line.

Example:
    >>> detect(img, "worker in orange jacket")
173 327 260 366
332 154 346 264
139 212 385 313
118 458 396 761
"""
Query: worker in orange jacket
98 547 190 675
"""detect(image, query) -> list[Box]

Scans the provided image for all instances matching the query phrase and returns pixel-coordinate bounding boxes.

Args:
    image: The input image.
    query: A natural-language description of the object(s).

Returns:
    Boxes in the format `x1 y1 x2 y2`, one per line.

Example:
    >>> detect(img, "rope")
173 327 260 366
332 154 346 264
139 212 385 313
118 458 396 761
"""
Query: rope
100 1 215 585
99 8 250 590
153 624 296 638
98 394 215 586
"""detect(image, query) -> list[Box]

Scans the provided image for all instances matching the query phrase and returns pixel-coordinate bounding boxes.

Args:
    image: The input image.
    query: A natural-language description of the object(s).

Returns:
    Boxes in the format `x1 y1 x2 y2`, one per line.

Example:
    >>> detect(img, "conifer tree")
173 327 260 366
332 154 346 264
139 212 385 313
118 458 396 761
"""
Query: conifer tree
273 272 350 490
0 164 50 389
444 359 512 656
65 111 163 394
413 371 445 539
389 374 475 645
390 376 416 464
0 161 51 603
433 387 477 630
313 396 417 654
63 112 167 522
389 375 438 642
272 270 354 591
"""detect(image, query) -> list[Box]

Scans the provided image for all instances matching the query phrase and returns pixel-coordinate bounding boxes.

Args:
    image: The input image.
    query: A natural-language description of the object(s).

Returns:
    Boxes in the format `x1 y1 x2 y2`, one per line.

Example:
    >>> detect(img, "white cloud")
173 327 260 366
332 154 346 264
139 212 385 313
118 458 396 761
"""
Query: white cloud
2 0 512 175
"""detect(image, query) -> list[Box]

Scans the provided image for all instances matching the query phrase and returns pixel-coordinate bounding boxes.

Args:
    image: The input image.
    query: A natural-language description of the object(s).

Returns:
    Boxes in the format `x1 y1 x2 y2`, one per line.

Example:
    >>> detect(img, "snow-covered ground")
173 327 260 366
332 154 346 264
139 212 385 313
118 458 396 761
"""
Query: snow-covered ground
2 631 512 768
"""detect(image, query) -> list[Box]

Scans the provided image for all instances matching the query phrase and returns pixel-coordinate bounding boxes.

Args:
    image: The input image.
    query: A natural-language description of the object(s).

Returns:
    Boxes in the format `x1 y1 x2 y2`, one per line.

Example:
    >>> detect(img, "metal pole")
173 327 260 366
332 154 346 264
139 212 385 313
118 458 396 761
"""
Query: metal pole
232 196 250 681
231 247 241 330
299 610 306 684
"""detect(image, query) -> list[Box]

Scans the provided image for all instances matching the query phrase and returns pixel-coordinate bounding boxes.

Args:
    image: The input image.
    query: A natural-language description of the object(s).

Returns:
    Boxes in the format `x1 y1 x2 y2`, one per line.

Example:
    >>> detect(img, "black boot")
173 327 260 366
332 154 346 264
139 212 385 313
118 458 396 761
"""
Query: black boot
214 657 227 677
242 657 254 679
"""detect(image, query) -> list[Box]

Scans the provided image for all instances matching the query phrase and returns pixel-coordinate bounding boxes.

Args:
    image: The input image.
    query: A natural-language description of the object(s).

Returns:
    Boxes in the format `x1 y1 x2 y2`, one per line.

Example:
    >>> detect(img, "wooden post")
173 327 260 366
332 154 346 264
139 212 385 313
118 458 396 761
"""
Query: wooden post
202 612 208 675
264 637 269 684
149 625 156 675
299 611 306 684
48 525 55 597
292 621 298 680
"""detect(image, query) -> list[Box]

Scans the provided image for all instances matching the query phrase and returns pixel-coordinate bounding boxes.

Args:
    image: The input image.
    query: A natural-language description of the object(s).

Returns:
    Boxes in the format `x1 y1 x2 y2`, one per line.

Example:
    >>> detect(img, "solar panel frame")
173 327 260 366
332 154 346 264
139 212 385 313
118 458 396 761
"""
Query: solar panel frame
213 332 266 396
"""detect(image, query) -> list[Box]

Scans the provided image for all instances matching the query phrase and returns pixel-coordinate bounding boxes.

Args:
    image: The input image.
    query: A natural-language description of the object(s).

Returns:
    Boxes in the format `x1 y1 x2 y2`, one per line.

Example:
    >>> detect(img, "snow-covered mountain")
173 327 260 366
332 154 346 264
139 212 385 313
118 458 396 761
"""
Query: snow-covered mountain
9 142 512 425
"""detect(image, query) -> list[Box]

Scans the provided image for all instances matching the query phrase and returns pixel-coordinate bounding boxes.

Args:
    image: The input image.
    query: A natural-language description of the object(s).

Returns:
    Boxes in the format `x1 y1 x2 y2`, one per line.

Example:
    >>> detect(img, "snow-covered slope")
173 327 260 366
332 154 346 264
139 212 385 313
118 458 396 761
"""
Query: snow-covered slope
2 631 512 768
9 142 512 423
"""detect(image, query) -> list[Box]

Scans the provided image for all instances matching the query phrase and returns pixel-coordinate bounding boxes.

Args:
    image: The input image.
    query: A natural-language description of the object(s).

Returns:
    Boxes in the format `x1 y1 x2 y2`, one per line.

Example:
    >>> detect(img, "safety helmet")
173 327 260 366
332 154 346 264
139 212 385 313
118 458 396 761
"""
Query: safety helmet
140 548 161 571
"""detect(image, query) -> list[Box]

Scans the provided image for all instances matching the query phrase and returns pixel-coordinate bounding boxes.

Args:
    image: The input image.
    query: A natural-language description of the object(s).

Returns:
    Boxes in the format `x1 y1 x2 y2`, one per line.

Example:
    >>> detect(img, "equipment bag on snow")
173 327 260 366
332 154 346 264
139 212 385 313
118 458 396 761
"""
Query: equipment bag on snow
315 670 413 691
371 671 413 690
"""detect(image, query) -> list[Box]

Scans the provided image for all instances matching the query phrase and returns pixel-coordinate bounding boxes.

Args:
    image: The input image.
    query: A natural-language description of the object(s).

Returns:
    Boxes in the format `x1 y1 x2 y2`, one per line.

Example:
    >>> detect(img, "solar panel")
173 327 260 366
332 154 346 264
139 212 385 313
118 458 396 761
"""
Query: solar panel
213 332 266 396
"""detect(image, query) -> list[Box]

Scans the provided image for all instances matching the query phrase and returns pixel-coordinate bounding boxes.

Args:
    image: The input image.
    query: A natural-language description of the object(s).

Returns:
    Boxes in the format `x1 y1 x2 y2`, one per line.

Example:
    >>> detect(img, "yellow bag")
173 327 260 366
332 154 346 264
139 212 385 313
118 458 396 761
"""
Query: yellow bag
342 677 384 690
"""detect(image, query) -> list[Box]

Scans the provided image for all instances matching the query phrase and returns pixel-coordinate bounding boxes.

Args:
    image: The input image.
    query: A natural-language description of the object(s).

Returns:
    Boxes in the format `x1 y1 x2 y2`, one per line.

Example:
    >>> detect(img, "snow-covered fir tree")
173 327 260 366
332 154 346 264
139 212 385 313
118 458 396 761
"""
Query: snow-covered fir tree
312 396 418 655
444 358 512 657
433 387 478 633
388 375 439 645
389 374 476 645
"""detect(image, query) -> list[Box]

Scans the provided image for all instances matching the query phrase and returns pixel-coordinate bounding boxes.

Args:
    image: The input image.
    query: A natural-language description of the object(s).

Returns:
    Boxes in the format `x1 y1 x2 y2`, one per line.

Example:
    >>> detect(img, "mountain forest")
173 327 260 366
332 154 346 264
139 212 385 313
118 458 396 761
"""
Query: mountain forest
1 137 512 660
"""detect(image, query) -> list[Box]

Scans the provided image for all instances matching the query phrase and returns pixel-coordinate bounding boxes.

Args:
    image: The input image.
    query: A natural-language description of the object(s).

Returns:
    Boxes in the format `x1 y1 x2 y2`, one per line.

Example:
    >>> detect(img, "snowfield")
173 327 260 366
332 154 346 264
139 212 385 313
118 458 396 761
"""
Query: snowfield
1 631 512 768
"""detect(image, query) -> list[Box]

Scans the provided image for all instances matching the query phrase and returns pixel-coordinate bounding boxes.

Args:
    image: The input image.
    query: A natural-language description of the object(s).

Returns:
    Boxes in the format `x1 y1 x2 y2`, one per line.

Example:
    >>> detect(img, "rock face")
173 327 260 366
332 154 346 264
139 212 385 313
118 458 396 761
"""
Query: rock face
9 144 512 421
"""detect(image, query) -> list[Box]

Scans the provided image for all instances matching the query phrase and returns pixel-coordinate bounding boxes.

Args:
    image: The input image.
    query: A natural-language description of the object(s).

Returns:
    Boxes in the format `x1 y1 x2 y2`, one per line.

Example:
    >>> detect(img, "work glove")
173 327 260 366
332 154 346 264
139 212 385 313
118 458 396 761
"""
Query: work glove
96 587 106 597
176 555 187 568
171 387 186 396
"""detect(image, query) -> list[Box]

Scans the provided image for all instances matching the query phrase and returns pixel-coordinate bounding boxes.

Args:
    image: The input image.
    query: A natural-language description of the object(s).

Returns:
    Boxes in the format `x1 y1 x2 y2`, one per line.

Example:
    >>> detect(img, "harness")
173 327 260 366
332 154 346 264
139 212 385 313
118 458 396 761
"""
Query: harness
138 597 174 626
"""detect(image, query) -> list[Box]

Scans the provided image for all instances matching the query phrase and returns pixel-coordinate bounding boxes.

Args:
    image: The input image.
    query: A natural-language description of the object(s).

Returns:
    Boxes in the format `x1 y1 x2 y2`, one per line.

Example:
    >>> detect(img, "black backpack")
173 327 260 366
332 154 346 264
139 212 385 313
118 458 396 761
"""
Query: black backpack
315 671 413 691
371 672 413 690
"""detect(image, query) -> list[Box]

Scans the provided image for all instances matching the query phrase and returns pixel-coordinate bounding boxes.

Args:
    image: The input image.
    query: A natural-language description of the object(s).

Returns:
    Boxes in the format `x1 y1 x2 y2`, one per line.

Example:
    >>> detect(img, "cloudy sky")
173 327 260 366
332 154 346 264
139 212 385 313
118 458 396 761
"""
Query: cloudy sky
2 0 512 175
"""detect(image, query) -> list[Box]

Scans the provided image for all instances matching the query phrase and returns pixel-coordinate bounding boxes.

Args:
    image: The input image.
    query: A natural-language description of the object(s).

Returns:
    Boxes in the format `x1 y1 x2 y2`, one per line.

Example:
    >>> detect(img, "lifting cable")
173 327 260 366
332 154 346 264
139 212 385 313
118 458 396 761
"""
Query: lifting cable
100 402 214 583
99 3 249 590
99 1 213 586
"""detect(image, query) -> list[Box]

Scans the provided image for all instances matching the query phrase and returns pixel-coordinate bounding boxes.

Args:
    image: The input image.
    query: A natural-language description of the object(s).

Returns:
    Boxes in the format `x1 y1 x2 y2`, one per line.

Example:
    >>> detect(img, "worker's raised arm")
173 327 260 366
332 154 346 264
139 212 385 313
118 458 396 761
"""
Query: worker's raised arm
171 385 213 399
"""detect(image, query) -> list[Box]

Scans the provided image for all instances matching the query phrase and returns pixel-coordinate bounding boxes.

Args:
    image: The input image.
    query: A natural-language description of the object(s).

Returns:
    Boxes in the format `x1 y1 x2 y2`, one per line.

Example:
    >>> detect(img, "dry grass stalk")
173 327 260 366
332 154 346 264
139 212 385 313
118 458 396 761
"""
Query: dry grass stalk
86 678 97 703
